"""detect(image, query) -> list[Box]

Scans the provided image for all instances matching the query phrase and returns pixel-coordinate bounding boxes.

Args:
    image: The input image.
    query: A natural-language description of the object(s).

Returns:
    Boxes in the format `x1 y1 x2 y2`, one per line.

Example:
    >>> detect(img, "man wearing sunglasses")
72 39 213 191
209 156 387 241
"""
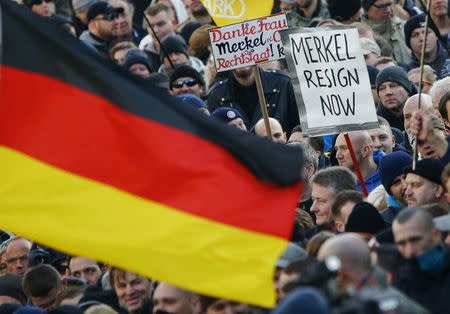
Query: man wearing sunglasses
23 0 55 18
169 65 204 97
362 0 412 64
80 2 124 55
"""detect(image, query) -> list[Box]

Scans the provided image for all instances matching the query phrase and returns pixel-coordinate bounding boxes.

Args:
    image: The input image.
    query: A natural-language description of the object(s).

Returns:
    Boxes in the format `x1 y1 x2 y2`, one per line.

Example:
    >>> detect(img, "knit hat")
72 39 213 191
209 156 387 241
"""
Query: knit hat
47 306 84 314
147 72 170 90
276 242 307 268
404 14 439 49
177 94 207 109
13 306 46 314
179 22 202 45
122 48 153 73
345 202 387 234
160 35 189 61
379 151 412 195
360 38 381 56
0 274 26 304
211 107 243 123
272 287 330 314
376 66 414 95
72 0 98 13
328 0 361 22
367 65 379 89
170 65 204 87
0 304 22 314
404 158 444 185
87 2 123 23
362 0 377 11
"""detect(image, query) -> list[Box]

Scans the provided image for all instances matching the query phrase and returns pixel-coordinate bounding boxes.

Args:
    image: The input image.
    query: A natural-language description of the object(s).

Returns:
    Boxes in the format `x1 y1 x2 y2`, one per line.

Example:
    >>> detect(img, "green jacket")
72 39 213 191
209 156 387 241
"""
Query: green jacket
287 0 330 27
363 16 412 64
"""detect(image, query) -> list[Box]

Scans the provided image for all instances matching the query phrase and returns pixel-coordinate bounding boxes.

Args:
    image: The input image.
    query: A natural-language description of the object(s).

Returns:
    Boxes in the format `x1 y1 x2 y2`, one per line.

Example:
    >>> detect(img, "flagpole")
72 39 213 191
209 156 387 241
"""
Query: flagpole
253 65 273 141
344 133 368 196
412 0 432 170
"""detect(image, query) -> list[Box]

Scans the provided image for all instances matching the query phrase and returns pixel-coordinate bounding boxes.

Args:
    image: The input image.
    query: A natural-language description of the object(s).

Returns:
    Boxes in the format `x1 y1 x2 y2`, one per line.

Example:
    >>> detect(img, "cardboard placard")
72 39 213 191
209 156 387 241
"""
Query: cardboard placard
209 13 288 72
280 26 379 137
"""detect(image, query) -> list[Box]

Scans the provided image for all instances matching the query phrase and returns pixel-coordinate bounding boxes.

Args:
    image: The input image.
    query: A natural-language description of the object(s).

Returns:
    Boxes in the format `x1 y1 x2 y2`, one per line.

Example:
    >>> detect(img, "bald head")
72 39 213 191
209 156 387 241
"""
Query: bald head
317 233 371 281
254 118 287 144
403 94 434 132
347 131 373 150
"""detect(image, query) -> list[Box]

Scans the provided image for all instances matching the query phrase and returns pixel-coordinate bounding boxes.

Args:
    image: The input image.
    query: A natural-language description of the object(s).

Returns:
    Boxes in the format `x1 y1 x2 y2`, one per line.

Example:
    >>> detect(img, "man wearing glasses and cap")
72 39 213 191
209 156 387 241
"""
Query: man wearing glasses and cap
361 0 411 64
79 1 124 55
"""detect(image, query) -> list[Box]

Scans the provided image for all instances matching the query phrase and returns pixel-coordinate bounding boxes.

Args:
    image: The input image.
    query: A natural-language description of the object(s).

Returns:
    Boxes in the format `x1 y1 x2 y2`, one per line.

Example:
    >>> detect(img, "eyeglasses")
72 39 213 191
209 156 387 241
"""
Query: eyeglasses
372 2 394 10
171 78 198 89
31 0 53 5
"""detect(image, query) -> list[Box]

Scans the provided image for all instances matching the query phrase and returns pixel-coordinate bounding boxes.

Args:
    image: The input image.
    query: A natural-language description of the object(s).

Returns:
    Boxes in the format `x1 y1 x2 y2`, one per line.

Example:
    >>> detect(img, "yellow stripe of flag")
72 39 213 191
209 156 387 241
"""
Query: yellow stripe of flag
0 146 286 306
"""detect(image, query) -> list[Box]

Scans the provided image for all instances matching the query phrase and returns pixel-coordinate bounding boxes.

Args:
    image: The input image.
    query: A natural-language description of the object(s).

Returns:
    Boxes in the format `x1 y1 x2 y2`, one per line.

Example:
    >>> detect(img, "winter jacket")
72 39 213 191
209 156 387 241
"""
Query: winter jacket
79 31 110 56
377 102 405 131
380 195 404 224
286 0 329 27
363 16 412 64
407 41 449 79
207 69 300 133
357 149 385 194
395 245 450 314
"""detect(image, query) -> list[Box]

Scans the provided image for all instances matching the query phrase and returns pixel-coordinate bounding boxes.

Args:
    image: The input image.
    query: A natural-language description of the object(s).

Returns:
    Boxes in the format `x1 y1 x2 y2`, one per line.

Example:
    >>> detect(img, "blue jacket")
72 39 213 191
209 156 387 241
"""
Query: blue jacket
357 149 385 194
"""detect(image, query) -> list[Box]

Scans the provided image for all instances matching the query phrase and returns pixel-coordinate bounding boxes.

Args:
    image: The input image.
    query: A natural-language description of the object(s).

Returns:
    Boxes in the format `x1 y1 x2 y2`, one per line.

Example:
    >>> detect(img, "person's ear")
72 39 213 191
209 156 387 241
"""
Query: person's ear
435 184 444 198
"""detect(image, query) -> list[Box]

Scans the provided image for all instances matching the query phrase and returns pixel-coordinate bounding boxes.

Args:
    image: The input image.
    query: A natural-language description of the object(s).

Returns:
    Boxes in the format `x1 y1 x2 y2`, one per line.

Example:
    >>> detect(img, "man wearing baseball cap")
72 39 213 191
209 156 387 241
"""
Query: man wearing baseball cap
404 158 448 209
404 14 448 79
211 107 247 131
79 1 124 55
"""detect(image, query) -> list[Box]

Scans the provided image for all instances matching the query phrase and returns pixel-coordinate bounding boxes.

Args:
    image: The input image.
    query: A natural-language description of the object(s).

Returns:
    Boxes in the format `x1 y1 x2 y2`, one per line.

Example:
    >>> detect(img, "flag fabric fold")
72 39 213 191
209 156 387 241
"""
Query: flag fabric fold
0 0 303 307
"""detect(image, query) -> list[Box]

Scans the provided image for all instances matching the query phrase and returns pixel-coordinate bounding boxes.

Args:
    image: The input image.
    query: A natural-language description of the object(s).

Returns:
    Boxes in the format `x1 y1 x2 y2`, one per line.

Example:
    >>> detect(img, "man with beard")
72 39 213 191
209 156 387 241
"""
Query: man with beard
376 66 416 131
108 0 145 44
286 0 329 27
403 158 448 209
207 67 299 133
404 14 449 79
378 151 412 224
429 0 450 48
185 0 213 24
80 2 123 55
361 0 411 63
393 207 450 313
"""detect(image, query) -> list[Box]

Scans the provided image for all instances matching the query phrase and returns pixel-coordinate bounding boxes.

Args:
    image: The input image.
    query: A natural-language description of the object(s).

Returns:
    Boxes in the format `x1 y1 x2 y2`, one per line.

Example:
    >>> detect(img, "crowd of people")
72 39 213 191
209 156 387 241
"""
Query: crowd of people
3 0 450 313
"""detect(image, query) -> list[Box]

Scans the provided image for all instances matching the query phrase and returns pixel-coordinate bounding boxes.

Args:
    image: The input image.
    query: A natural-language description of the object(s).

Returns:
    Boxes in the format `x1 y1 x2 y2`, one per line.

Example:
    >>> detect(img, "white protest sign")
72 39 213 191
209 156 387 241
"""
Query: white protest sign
280 27 379 136
208 13 288 72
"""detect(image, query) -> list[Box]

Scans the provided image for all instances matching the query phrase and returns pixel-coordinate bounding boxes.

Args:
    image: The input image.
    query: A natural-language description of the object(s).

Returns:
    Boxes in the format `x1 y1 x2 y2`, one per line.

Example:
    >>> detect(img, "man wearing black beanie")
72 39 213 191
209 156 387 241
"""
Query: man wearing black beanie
361 0 411 64
328 0 363 24
404 14 449 79
375 66 415 131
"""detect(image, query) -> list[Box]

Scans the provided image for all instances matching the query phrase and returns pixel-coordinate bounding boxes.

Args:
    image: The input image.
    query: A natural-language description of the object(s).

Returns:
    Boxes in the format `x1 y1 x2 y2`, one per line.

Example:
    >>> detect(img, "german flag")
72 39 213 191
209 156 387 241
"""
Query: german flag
0 1 303 306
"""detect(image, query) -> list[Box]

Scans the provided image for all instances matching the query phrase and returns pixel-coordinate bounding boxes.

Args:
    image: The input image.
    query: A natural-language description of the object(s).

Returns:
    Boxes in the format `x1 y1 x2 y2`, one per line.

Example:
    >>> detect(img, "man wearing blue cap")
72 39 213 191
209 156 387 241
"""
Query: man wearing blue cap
211 107 247 131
